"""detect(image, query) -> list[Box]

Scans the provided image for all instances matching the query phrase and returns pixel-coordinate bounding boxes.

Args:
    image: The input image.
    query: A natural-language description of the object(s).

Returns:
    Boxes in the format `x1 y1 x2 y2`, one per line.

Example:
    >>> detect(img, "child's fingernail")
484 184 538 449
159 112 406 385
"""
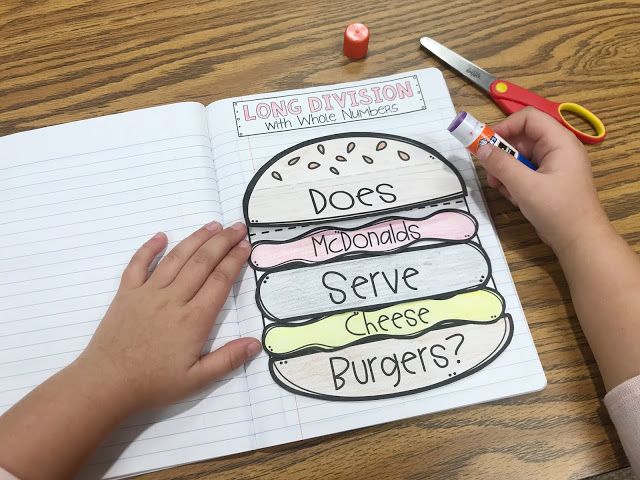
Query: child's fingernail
231 221 246 231
152 232 164 240
246 340 261 357
238 239 251 249
204 221 222 233
477 145 492 161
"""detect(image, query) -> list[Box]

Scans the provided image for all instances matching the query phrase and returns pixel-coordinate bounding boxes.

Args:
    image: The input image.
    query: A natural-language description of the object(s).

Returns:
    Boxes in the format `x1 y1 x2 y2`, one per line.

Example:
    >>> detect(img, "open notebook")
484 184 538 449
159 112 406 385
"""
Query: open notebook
0 68 545 479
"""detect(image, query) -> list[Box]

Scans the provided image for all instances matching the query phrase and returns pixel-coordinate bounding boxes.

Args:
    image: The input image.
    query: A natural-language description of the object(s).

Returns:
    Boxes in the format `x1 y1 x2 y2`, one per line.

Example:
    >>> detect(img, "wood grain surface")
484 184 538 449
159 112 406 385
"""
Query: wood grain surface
2 0 640 478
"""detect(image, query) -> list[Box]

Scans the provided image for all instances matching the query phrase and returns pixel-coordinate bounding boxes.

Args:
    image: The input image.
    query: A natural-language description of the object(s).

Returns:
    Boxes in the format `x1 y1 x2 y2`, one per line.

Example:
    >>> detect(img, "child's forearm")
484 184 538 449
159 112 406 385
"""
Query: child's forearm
554 221 640 391
0 356 133 480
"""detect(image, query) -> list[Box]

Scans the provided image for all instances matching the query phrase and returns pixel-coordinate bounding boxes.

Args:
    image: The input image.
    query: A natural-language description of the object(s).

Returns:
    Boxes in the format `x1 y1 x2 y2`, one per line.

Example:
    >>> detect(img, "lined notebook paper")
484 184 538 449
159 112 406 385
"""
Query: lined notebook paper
0 69 545 479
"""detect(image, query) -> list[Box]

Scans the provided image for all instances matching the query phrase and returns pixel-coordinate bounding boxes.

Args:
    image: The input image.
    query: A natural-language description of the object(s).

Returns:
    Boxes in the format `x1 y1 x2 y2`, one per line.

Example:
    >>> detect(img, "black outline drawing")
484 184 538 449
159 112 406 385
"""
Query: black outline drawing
248 209 479 270
255 241 493 322
242 132 514 401
268 315 514 401
242 132 467 227
262 287 506 359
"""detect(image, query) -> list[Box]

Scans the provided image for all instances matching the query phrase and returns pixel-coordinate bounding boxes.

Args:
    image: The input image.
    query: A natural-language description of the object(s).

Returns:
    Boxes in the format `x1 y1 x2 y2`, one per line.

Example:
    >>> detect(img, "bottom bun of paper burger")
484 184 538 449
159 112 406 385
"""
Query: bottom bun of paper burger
269 315 513 401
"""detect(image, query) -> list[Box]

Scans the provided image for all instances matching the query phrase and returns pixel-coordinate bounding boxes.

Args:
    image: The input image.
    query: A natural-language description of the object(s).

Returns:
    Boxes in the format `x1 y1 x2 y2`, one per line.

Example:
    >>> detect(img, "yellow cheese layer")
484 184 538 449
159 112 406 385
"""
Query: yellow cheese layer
264 289 504 355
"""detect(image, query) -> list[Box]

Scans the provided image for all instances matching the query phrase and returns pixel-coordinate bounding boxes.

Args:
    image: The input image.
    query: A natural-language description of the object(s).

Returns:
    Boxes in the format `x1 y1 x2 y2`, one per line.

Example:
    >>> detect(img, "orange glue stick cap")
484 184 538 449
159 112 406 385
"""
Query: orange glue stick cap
343 23 369 60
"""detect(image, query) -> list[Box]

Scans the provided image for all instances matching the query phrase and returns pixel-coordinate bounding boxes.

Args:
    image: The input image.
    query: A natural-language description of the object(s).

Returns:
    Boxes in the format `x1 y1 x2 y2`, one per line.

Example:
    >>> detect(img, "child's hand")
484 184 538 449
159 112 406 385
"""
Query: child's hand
77 221 261 413
476 107 610 253
0 222 262 479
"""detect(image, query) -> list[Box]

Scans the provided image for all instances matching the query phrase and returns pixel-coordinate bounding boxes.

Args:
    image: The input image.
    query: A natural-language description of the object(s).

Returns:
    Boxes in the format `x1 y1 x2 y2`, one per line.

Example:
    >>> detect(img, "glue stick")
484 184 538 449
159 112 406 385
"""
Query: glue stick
448 111 537 171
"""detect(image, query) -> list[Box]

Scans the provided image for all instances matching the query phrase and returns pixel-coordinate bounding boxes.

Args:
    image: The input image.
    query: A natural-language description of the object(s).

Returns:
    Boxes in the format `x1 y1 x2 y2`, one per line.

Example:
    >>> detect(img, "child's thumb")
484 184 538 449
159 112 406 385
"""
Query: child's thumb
476 144 533 191
193 338 261 386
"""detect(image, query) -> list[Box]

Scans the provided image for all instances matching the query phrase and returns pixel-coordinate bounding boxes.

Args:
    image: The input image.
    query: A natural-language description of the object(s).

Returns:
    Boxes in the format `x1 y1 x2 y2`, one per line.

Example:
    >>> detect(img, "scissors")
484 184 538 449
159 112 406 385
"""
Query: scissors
420 36 606 144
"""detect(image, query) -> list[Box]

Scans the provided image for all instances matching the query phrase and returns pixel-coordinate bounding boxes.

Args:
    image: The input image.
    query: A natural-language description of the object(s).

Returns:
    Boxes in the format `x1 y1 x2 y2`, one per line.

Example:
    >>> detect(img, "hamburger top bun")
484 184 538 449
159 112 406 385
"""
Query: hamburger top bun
244 133 465 226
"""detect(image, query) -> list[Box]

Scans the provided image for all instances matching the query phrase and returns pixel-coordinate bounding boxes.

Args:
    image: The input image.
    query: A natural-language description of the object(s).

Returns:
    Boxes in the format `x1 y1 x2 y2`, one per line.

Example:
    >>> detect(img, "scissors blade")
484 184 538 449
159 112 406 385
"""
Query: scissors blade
420 36 496 92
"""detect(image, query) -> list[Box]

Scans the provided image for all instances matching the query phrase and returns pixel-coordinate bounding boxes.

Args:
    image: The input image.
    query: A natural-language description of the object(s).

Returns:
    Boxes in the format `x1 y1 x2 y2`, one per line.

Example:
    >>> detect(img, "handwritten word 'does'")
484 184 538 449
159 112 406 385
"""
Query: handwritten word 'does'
308 183 397 215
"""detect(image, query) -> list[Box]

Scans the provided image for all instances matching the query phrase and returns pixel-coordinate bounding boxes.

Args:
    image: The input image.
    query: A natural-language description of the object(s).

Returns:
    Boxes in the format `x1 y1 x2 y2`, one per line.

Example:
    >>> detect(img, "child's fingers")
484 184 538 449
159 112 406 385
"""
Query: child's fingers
149 221 222 288
493 107 576 160
486 173 501 189
171 223 247 302
485 170 517 205
497 184 518 207
477 144 533 194
188 240 250 311
190 338 261 387
120 232 168 290
493 106 559 140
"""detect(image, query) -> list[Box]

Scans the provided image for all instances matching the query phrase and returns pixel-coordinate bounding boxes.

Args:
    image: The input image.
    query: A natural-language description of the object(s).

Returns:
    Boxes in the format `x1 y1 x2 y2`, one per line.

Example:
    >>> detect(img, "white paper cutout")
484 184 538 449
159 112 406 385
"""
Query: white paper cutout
243 133 513 400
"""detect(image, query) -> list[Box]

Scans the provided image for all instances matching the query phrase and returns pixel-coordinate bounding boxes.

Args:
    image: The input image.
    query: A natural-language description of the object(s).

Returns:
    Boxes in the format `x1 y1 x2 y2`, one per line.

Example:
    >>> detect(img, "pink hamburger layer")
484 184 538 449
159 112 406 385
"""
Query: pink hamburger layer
250 211 477 269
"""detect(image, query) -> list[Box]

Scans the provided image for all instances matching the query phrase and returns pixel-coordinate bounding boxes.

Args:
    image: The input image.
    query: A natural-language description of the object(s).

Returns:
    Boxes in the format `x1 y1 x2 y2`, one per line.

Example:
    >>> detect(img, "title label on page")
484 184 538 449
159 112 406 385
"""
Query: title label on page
234 75 426 136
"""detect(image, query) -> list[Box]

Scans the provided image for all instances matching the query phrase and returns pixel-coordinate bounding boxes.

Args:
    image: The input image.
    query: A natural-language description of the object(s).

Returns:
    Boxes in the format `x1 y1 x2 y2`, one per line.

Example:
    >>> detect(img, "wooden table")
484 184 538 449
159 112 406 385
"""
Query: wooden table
2 1 639 478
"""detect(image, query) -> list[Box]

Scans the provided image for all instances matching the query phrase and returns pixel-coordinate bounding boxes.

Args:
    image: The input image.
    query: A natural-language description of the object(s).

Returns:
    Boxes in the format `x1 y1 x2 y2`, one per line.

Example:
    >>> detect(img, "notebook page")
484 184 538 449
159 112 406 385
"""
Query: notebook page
207 68 546 448
207 126 303 447
0 103 254 479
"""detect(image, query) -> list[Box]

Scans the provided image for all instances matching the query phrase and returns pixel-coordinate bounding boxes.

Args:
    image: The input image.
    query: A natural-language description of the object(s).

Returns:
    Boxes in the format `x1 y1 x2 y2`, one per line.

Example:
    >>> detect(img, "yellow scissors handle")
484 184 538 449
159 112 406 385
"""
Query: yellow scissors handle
557 102 606 144
489 80 606 144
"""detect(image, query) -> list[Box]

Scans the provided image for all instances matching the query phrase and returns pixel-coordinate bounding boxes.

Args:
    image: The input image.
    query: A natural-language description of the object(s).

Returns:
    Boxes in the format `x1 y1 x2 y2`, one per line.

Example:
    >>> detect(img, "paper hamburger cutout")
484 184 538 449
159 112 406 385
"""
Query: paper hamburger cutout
244 133 466 226
256 242 491 322
243 133 514 401
270 315 513 400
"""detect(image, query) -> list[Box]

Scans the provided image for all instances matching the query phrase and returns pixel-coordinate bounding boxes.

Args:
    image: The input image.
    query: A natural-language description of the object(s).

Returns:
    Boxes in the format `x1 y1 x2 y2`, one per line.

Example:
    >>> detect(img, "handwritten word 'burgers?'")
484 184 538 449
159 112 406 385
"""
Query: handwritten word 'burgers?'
242 81 416 121
330 333 466 390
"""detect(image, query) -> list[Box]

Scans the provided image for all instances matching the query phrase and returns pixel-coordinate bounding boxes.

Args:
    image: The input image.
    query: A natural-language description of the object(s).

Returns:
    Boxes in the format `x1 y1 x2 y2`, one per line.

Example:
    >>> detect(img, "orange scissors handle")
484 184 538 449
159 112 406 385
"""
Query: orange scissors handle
489 79 606 144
